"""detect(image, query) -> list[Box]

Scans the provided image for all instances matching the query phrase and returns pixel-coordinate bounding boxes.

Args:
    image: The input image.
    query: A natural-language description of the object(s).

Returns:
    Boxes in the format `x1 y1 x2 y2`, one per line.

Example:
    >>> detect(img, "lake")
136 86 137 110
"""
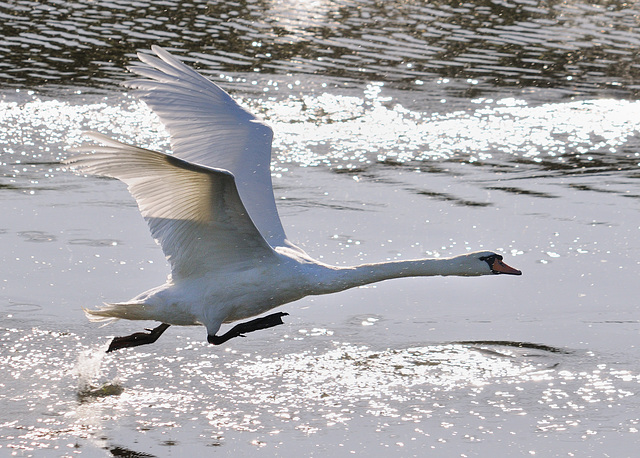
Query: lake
1 0 640 456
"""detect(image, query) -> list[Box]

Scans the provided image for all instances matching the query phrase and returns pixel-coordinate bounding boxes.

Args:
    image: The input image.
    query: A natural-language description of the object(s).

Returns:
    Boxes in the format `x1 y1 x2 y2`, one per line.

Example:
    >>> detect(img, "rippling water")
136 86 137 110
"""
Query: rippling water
3 326 640 455
2 0 640 95
1 0 640 456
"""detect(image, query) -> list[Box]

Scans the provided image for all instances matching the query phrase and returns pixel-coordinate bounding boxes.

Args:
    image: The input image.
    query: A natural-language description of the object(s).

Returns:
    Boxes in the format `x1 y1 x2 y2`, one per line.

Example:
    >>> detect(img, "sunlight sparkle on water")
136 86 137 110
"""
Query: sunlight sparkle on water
2 90 640 175
2 325 640 451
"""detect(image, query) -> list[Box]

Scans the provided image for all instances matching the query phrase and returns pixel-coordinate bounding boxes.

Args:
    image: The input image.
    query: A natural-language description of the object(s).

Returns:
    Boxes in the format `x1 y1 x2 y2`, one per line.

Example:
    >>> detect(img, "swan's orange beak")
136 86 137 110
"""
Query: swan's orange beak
491 258 522 275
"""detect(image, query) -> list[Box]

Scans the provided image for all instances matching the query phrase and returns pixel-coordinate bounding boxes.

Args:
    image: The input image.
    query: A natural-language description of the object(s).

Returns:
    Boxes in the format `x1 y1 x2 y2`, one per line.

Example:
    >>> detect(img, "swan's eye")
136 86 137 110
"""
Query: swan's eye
479 254 503 271
479 254 502 263
479 254 521 275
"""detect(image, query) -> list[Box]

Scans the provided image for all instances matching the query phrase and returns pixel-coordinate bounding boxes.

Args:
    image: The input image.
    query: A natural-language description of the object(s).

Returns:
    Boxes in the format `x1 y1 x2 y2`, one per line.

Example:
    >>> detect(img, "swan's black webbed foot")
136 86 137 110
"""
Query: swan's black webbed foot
106 323 171 353
207 312 289 345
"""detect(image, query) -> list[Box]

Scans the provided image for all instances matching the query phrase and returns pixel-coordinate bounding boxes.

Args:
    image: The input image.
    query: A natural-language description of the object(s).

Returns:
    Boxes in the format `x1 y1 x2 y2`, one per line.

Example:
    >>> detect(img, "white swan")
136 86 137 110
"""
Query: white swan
65 46 521 352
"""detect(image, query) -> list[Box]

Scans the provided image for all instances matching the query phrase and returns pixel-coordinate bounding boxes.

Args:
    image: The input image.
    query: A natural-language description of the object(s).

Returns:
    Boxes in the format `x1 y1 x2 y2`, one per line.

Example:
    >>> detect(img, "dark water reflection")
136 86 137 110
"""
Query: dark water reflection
1 0 640 95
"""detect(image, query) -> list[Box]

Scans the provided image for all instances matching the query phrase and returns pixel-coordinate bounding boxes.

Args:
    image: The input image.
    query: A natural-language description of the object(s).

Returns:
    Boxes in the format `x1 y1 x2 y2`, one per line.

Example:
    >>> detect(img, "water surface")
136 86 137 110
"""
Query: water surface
1 0 640 456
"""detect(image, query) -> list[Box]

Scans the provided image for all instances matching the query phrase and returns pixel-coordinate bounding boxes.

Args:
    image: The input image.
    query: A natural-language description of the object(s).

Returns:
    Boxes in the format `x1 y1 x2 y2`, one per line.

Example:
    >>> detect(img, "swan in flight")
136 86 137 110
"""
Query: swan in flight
65 46 522 352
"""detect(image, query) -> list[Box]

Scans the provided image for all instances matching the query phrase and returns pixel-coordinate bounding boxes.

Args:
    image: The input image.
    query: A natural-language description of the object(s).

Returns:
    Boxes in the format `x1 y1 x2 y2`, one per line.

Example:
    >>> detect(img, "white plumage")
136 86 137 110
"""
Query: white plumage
65 46 521 351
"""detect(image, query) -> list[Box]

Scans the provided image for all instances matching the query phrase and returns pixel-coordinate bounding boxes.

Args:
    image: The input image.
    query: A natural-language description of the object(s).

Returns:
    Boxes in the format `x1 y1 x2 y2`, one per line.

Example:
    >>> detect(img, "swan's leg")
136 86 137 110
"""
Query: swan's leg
106 323 171 353
207 312 288 345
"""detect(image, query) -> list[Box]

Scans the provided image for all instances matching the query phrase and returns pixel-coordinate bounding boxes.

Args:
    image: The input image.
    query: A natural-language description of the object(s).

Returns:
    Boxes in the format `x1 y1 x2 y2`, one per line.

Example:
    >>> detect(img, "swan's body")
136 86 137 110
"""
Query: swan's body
65 46 521 351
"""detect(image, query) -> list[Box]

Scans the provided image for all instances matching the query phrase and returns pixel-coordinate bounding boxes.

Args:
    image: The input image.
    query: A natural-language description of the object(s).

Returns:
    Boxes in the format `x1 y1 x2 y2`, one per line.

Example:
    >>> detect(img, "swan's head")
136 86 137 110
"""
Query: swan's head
457 251 522 276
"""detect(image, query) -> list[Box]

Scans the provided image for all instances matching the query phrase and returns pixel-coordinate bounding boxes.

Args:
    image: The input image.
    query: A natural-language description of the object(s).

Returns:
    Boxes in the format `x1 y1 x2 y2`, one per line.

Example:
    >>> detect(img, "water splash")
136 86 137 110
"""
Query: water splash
74 345 123 402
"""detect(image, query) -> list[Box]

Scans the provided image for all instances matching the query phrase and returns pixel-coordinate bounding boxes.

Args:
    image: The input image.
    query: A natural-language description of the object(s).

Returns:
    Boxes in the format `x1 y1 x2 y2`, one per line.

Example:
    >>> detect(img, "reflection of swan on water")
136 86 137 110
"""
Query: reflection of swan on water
65 46 522 352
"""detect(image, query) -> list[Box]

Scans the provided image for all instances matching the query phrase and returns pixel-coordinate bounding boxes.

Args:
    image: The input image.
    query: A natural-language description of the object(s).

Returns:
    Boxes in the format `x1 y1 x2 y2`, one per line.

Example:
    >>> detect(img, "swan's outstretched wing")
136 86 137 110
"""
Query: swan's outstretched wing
125 45 287 248
65 132 277 279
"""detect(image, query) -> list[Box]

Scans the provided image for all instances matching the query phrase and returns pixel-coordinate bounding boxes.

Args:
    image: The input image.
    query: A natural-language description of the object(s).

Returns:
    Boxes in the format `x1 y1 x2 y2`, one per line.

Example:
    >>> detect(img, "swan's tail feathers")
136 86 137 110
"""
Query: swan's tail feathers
83 302 150 323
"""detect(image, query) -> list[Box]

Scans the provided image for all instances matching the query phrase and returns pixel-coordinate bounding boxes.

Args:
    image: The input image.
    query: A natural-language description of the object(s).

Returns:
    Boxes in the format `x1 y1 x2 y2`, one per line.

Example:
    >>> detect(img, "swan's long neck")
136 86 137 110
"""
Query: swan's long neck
312 256 481 296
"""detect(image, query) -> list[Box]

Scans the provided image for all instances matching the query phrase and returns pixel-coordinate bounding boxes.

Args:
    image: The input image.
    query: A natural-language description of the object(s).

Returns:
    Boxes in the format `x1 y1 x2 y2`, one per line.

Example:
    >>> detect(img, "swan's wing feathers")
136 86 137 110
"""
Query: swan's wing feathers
123 46 287 247
65 135 276 279
124 50 271 171
139 45 207 84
